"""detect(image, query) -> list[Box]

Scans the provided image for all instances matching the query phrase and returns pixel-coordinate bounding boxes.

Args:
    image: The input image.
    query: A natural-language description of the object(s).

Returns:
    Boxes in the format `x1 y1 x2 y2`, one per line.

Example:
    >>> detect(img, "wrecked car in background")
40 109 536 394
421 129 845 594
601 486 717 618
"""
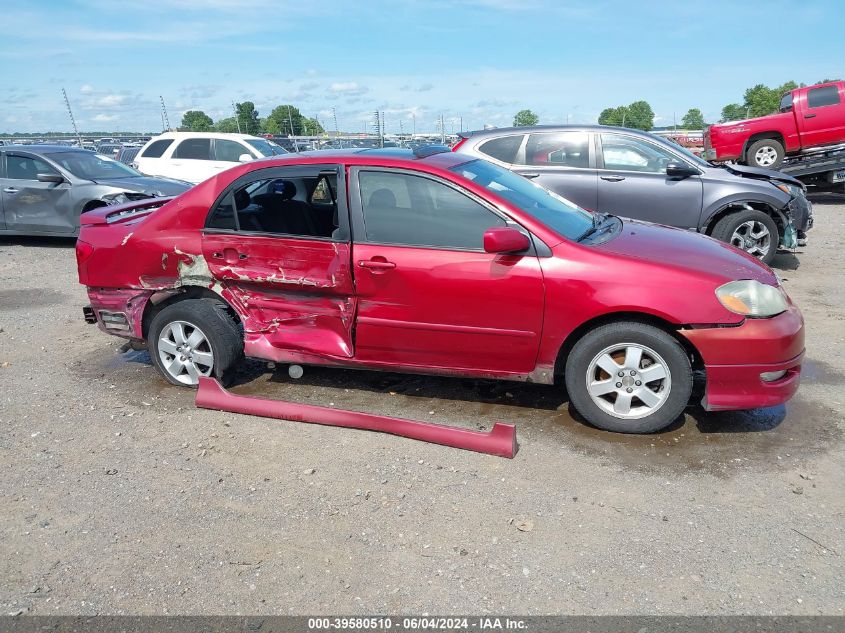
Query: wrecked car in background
0 145 191 236
76 147 804 434
453 125 813 265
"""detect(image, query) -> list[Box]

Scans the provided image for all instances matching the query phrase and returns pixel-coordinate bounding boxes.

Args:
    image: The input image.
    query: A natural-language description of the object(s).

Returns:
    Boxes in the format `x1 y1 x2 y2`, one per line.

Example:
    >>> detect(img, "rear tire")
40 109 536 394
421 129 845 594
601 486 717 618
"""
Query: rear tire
746 139 784 169
564 322 692 434
148 298 242 387
712 209 778 265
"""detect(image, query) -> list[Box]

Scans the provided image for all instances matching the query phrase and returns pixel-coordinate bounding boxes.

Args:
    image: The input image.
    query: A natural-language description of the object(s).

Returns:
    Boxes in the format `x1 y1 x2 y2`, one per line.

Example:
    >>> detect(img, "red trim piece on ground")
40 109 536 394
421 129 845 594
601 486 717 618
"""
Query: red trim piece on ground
196 377 517 458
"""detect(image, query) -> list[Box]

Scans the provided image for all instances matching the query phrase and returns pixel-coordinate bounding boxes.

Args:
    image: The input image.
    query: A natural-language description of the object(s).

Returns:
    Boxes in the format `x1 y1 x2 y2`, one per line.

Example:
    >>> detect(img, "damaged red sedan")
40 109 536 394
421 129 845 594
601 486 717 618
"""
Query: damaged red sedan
76 147 804 433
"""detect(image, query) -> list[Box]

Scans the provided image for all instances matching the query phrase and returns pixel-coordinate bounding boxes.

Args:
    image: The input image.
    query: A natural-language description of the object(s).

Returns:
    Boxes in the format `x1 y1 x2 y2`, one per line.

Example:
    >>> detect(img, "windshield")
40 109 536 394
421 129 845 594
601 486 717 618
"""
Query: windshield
48 151 141 179
246 139 288 156
450 159 593 241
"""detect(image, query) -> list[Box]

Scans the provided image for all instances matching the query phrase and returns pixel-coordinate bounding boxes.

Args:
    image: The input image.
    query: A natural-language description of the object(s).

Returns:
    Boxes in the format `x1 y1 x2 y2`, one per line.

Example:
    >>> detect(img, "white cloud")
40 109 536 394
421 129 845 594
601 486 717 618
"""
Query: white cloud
330 82 368 96
93 113 119 122
80 84 94 94
97 94 127 107
5 115 18 123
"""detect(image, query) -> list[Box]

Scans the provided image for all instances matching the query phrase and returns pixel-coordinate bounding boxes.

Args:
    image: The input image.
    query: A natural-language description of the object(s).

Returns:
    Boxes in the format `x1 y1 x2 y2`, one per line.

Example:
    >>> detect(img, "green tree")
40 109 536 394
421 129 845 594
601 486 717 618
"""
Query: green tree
513 109 539 126
302 117 324 135
625 100 654 131
265 104 304 135
598 106 628 126
180 110 213 132
681 108 705 129
234 101 260 135
214 116 240 133
720 103 746 122
817 78 841 84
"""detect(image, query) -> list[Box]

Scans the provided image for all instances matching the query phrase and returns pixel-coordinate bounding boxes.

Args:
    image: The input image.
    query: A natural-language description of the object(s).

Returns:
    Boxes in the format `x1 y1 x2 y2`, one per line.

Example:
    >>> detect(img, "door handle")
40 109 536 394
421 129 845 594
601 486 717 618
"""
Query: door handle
804 113 817 118
3 187 19 194
521 172 540 179
358 259 396 271
600 175 626 182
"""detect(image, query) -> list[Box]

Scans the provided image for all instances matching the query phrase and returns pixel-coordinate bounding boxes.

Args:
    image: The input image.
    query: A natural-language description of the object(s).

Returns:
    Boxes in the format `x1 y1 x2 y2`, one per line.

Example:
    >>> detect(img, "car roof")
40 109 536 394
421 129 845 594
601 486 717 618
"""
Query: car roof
1 145 91 154
243 147 471 169
459 124 651 138
149 131 265 141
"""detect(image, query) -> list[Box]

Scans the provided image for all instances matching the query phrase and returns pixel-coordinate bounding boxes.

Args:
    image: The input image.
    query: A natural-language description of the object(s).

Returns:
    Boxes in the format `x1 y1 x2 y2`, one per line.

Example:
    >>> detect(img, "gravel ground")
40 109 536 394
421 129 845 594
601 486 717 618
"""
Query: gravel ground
1 197 844 616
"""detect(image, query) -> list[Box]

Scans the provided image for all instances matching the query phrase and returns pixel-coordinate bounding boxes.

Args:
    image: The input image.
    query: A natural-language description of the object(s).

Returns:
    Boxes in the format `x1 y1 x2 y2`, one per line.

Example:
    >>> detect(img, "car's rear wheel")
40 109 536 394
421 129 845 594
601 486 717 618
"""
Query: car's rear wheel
564 322 692 433
148 299 242 387
746 138 784 169
712 209 779 264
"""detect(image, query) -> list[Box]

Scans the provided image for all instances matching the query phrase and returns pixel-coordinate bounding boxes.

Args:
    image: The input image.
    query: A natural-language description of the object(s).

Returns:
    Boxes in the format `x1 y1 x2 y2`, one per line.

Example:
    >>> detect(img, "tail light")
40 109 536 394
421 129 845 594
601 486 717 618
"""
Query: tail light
76 239 94 266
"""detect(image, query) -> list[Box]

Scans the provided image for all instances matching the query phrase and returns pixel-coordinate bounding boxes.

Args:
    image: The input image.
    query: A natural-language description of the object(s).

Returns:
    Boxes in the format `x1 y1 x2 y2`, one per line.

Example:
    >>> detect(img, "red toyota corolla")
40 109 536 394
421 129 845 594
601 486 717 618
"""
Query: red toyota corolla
76 147 804 433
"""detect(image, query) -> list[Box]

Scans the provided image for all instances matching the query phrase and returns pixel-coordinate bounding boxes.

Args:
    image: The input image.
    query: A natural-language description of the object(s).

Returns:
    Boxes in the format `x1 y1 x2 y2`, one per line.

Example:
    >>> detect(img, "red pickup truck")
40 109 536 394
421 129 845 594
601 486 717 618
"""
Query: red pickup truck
705 81 845 168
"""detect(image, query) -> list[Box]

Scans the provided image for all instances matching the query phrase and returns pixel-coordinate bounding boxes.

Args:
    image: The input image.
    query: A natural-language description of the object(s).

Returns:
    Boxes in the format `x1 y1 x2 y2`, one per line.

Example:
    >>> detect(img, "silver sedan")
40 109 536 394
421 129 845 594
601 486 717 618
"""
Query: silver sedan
0 145 191 236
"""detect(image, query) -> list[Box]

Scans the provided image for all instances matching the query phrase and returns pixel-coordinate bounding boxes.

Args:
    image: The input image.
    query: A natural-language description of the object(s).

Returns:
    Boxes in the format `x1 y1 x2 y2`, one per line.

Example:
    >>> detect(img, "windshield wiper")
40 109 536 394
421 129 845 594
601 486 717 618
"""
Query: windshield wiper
576 211 611 242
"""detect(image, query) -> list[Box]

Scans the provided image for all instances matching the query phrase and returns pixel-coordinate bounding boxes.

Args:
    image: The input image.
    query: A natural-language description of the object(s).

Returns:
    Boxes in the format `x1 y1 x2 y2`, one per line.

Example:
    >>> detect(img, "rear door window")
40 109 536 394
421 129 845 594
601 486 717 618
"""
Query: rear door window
140 139 173 158
477 135 523 164
525 132 590 167
173 138 212 160
807 85 841 108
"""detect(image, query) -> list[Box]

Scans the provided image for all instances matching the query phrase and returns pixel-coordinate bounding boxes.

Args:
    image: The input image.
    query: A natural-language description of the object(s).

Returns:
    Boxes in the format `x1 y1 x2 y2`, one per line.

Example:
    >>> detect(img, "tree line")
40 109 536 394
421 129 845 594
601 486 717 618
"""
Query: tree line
181 102 324 135
511 78 841 133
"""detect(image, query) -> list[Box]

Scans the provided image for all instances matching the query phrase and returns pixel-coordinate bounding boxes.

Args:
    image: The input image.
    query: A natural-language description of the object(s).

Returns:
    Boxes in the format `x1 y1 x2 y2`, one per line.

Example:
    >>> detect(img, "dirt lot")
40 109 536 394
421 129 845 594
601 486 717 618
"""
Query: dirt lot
1 197 844 616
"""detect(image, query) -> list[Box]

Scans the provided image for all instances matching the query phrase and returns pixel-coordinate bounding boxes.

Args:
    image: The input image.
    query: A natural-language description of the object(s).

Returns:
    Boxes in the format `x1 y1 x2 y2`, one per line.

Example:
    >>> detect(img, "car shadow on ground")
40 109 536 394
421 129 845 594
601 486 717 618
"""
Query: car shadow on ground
228 357 787 437
0 236 77 248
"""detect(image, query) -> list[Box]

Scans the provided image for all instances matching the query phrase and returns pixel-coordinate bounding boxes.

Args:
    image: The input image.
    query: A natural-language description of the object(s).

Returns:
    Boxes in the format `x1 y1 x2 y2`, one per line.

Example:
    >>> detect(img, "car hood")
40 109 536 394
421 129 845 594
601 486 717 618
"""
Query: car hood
719 162 803 187
91 176 192 195
594 219 778 285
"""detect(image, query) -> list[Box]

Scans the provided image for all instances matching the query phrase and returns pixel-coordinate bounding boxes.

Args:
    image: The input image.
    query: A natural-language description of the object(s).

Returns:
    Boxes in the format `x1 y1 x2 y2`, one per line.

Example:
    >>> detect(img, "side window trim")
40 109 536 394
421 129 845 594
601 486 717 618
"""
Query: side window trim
349 166 525 253
596 133 695 173
203 164 350 242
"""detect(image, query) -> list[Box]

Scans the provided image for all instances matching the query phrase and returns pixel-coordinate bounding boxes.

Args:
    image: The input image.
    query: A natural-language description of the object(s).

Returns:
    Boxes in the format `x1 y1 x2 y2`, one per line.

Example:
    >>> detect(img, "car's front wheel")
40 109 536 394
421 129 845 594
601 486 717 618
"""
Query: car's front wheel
564 322 693 433
712 209 779 265
148 298 242 387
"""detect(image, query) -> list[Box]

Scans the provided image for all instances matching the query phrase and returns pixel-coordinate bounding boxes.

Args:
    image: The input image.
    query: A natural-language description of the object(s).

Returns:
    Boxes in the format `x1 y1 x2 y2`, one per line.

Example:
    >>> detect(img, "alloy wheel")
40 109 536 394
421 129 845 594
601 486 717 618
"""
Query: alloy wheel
585 343 672 420
754 146 778 167
730 220 771 259
157 320 214 386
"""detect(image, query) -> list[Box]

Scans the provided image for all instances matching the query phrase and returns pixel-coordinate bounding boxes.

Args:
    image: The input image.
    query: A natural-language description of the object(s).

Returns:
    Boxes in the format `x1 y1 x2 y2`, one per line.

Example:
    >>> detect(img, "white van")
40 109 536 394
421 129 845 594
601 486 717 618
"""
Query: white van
133 132 287 184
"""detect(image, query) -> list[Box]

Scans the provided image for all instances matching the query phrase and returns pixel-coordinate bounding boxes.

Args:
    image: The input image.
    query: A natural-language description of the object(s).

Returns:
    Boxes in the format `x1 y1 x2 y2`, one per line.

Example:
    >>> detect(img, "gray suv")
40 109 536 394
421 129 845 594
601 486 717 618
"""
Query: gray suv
0 145 191 237
453 125 813 264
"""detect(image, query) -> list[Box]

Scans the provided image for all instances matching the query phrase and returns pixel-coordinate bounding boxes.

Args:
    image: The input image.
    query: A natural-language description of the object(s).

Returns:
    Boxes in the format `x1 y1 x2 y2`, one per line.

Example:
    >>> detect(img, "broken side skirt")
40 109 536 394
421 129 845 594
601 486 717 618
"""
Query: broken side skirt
196 377 517 458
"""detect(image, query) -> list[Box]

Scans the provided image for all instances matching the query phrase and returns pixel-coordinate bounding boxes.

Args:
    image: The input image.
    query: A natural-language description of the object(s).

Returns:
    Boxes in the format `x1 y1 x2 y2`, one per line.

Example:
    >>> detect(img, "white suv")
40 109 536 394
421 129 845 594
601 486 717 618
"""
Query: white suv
133 132 287 184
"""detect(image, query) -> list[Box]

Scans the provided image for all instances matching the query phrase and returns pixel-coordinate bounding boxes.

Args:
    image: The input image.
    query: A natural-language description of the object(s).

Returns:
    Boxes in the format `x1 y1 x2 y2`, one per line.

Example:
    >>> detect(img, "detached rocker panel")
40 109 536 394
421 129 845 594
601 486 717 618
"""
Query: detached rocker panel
195 377 518 458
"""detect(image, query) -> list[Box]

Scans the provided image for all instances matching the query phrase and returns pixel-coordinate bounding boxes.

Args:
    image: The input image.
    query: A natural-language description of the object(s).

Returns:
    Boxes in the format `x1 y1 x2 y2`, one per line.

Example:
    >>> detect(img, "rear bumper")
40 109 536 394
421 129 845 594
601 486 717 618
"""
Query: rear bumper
680 305 804 411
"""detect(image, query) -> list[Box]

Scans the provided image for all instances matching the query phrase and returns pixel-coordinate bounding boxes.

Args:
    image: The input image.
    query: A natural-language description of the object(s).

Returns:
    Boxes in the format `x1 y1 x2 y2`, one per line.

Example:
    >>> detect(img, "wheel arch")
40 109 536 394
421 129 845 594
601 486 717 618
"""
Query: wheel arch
553 311 705 381
742 132 785 162
703 200 785 239
141 285 242 340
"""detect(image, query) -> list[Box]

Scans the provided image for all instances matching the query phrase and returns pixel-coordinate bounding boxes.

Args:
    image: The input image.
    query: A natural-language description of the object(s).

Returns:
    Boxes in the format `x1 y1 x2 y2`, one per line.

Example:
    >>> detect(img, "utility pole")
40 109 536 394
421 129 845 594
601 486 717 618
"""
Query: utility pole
373 110 381 147
440 114 445 144
231 102 241 133
412 113 416 136
332 107 339 135
61 88 83 146
287 105 297 149
159 96 171 132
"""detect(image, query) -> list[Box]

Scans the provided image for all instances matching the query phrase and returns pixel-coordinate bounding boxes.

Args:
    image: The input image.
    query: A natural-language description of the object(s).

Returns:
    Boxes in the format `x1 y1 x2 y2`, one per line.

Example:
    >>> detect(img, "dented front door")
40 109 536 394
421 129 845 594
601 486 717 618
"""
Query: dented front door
201 164 355 361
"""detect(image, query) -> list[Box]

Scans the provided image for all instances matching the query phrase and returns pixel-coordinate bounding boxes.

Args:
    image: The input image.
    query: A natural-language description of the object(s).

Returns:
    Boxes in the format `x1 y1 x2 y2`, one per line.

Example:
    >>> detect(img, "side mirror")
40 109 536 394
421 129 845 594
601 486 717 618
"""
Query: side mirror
665 162 698 178
37 173 65 184
238 153 253 163
484 227 530 254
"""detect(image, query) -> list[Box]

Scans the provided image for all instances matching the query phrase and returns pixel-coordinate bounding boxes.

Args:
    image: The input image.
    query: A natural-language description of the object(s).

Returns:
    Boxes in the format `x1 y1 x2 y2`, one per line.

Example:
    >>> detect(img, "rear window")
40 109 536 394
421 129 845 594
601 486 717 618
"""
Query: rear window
807 85 840 108
478 135 523 164
140 139 173 158
173 138 212 160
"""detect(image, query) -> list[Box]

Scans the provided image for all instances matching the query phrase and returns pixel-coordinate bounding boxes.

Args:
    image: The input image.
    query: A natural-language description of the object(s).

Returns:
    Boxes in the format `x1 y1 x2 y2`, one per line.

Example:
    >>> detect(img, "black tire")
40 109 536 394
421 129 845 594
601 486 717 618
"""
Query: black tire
148 298 243 387
564 322 692 434
745 138 784 169
712 209 779 265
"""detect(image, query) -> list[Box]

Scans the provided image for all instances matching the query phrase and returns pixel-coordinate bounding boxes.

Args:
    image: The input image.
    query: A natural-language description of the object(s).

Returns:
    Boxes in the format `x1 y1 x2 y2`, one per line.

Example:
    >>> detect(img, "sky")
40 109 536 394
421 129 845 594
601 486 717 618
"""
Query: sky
1 0 843 134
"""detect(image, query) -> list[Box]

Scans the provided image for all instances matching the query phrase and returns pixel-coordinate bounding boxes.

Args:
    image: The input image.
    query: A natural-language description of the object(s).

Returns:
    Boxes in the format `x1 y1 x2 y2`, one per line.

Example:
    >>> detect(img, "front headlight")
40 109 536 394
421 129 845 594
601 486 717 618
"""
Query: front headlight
716 280 788 317
102 192 130 206
774 182 804 198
